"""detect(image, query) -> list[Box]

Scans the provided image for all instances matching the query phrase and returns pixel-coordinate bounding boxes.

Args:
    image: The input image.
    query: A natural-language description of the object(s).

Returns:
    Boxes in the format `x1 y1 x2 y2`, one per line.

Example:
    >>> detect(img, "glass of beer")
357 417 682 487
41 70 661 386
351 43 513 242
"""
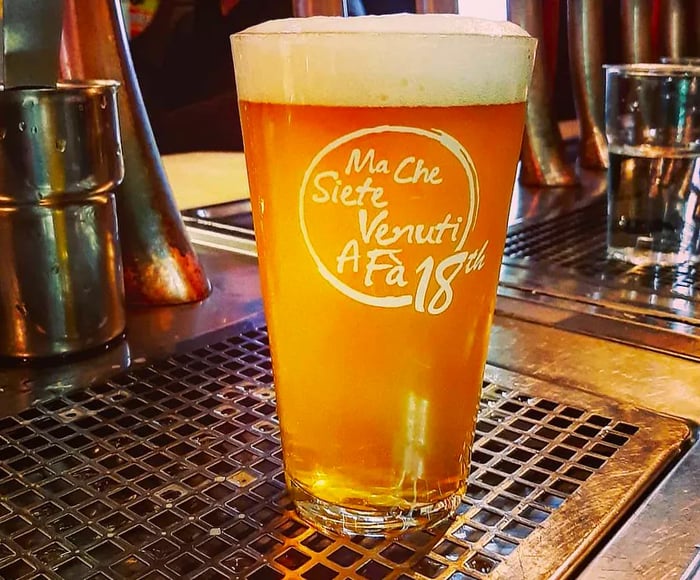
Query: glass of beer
605 64 700 265
231 15 535 536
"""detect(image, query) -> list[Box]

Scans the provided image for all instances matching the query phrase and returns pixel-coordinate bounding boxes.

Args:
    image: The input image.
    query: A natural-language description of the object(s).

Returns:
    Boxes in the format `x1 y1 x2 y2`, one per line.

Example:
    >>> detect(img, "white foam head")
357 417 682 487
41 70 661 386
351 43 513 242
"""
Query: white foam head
231 15 535 107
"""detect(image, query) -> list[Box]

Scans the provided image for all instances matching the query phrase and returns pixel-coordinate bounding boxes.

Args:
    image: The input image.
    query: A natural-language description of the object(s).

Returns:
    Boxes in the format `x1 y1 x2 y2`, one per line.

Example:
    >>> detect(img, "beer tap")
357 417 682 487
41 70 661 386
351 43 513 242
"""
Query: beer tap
659 0 688 60
507 0 578 187
293 0 458 17
620 0 655 63
293 1 345 16
567 0 607 170
415 1 458 12
60 0 211 306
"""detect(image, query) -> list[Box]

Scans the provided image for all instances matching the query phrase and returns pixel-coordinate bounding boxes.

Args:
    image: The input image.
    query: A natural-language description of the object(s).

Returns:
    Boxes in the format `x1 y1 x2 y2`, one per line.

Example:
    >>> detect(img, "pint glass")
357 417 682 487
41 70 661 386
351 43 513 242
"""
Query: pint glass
231 15 535 535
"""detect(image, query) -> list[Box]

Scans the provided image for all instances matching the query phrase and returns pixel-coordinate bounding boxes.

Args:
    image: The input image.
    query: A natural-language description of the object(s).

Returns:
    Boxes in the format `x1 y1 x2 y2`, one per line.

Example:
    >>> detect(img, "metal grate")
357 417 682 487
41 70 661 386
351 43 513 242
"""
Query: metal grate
0 327 690 579
503 198 700 302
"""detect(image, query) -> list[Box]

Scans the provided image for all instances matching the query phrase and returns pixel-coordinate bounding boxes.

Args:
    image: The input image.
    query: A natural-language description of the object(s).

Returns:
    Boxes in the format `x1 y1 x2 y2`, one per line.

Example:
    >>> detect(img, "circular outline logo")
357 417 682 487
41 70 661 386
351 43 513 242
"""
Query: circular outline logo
299 125 480 308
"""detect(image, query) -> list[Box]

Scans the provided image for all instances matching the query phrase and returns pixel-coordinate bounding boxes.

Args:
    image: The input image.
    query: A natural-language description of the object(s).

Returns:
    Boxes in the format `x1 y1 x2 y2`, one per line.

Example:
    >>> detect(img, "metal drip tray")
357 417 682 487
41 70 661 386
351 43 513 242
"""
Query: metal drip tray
0 327 690 579
500 197 699 323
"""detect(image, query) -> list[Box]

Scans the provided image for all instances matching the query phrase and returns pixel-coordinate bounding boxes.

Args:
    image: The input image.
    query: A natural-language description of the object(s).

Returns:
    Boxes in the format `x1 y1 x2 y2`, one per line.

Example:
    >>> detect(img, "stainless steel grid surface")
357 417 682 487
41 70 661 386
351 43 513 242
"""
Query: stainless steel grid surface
503 197 699 303
0 327 690 579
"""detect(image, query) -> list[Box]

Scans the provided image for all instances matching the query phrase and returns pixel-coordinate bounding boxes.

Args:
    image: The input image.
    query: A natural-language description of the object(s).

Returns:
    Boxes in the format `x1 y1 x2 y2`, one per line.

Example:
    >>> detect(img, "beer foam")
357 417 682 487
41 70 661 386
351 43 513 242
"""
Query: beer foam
232 15 535 107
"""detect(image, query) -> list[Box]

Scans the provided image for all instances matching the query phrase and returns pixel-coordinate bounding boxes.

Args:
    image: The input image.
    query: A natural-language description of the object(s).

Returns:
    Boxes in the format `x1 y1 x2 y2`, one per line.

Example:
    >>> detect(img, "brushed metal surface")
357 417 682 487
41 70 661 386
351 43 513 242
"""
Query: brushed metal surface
497 195 700 359
0 329 690 579
60 0 211 306
507 0 578 187
580 440 700 580
567 0 608 170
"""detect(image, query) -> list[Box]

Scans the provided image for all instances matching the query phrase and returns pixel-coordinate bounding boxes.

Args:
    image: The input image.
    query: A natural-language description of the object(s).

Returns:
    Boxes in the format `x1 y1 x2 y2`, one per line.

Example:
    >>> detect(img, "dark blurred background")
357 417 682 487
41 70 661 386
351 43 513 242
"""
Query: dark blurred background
130 0 425 153
128 0 697 155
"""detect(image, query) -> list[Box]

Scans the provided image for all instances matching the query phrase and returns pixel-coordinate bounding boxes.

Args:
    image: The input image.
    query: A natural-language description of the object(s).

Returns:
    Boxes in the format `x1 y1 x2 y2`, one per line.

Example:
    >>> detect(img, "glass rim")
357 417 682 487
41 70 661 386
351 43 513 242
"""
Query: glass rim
660 56 700 64
233 29 534 40
604 63 700 77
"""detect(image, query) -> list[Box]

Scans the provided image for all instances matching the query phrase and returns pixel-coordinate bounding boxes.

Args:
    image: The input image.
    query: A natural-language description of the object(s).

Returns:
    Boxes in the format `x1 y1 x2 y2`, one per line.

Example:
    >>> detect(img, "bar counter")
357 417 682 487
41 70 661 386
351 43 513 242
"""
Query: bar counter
0 157 698 579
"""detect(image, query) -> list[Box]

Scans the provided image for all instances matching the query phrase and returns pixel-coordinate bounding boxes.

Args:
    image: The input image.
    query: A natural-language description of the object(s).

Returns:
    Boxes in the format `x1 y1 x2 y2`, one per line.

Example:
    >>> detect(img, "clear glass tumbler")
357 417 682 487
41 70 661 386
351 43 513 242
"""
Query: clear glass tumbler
605 63 700 265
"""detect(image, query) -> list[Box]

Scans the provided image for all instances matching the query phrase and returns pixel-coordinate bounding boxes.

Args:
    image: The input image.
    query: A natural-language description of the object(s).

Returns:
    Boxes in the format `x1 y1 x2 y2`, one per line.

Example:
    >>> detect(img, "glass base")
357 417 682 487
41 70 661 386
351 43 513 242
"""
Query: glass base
607 245 700 266
288 477 462 537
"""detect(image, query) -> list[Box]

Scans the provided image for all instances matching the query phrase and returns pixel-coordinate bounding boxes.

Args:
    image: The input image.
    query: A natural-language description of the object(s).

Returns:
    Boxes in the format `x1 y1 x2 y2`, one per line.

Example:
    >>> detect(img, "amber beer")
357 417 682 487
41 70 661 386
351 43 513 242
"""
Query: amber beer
231 15 535 535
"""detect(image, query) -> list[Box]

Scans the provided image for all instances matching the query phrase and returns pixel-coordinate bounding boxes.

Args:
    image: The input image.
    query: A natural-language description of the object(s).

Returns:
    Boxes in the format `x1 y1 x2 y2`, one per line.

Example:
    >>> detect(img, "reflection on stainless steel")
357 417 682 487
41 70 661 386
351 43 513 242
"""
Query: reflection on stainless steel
659 0 687 60
0 247 262 409
507 168 607 227
488 312 700 425
507 0 578 187
0 340 130 417
0 82 123 204
499 194 700 359
567 0 608 170
0 82 126 358
581 440 700 580
292 0 344 16
60 0 211 305
188 200 253 222
182 200 256 258
488 316 700 580
620 0 654 63
498 282 700 360
415 0 458 13
0 327 690 579
2 0 63 87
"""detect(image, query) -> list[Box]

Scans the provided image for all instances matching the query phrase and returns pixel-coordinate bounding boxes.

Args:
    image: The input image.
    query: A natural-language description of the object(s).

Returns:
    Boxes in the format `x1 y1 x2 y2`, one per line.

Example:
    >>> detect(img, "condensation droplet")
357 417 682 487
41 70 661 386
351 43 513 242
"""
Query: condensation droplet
30 126 38 134
56 138 66 152
100 95 108 109
18 122 25 132
0 128 7 140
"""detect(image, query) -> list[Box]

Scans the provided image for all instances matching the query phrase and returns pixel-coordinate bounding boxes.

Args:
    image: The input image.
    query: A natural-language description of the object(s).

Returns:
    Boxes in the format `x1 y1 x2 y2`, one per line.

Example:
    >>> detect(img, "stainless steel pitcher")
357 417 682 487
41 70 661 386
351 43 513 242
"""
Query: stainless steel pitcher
0 81 126 358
